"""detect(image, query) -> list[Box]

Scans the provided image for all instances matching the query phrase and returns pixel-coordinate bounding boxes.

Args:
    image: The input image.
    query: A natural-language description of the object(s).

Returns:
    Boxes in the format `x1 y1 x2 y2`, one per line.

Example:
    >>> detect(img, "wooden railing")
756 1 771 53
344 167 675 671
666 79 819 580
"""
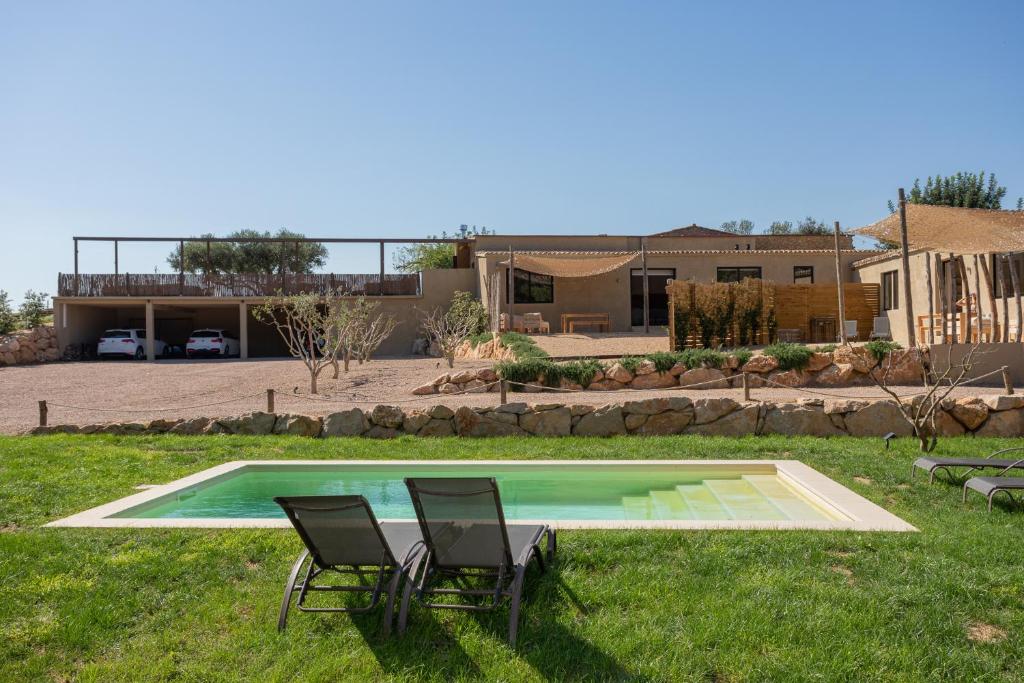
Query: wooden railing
58 272 422 297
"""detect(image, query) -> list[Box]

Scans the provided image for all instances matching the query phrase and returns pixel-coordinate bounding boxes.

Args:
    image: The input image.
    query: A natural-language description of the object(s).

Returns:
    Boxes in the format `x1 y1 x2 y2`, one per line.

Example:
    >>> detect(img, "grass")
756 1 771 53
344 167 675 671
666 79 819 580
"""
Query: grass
2 434 1024 681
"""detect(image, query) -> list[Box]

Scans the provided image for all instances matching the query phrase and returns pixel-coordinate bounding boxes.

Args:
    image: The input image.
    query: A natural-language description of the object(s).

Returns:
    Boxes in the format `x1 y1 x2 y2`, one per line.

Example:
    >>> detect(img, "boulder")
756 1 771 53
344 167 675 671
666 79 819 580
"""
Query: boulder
624 413 648 430
477 368 499 382
824 399 868 415
487 410 520 425
322 409 369 436
741 355 778 373
438 382 460 394
370 405 404 429
559 378 584 391
495 402 530 414
761 403 844 437
365 425 401 439
146 418 182 433
573 405 626 436
766 369 808 388
417 418 455 437
669 362 688 376
621 397 692 415
629 371 679 389
933 410 966 437
634 360 657 376
982 395 1024 412
432 373 451 387
678 368 729 389
274 414 322 437
832 346 873 374
519 407 572 436
450 369 477 384
843 401 912 437
604 363 634 384
638 409 693 435
168 416 211 435
411 382 437 396
688 404 760 436
815 363 855 386
871 349 925 385
453 406 526 437
975 408 1024 437
949 398 989 431
570 404 595 416
588 379 627 391
532 403 563 411
427 405 455 420
402 411 431 434
806 352 832 372
234 411 278 435
693 397 740 425
464 379 489 393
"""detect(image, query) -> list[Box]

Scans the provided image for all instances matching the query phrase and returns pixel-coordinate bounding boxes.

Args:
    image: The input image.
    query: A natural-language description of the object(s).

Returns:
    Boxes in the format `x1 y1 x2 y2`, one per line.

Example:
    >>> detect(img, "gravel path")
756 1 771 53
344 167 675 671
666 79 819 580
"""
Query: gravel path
532 333 670 357
0 356 1006 433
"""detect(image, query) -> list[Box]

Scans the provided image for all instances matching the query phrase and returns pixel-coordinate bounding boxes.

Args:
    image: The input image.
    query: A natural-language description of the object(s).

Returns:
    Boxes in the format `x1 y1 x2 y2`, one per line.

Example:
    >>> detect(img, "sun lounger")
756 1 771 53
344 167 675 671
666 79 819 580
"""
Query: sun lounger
398 477 556 647
274 495 424 634
912 447 1024 483
963 476 1024 512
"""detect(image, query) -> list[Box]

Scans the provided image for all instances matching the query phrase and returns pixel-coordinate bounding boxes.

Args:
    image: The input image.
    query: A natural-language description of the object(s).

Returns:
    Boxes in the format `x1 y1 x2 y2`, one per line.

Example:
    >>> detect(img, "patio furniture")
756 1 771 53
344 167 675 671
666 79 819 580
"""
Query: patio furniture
274 495 425 635
843 320 859 341
912 447 1024 484
398 477 556 647
561 312 610 333
963 475 1024 512
776 328 801 343
809 316 836 343
499 313 527 333
869 316 891 340
522 312 550 334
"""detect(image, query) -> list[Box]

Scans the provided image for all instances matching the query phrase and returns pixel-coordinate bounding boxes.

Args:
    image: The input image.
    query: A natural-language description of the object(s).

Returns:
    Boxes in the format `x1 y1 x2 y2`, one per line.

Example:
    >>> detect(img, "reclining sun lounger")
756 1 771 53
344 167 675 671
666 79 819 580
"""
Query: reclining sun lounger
274 495 424 634
398 477 556 647
963 473 1024 512
912 447 1024 483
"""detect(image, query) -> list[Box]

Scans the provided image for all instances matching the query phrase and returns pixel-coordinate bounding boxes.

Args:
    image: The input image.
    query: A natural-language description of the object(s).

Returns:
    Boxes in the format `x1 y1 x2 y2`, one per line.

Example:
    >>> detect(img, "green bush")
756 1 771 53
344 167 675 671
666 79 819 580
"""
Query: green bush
813 343 838 354
559 359 604 387
864 339 902 362
763 342 814 371
499 332 549 359
727 347 753 367
677 348 726 370
18 290 48 329
618 355 643 374
495 356 601 390
0 291 16 335
644 352 680 374
447 291 489 336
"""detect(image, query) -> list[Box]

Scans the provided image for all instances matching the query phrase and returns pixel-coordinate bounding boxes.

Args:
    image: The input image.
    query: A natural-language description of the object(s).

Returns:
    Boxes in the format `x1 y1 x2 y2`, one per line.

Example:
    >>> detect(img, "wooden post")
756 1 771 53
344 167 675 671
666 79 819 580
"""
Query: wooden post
897 189 915 346
979 255 998 344
267 388 275 413
924 251 933 345
114 240 119 276
1011 253 1023 343
73 238 79 295
742 372 750 402
947 254 957 343
379 241 385 296
507 246 514 332
958 256 972 343
499 379 507 405
641 239 650 333
280 243 287 293
973 255 983 341
1001 366 1014 395
935 253 947 343
1000 255 1010 342
833 221 848 345
38 400 47 427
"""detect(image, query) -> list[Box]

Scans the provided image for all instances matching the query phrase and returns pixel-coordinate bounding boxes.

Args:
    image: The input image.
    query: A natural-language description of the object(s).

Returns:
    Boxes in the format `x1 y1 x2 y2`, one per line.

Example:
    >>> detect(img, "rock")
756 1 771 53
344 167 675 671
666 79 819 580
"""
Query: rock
366 425 401 439
624 413 648 430
146 418 182 433
322 409 369 436
983 395 1024 411
519 382 544 393
463 379 489 393
688 404 760 436
588 379 627 391
741 355 778 373
634 360 657 375
806 352 832 372
438 382 460 394
843 401 912 437
933 410 966 437
573 405 626 436
797 398 823 407
604 363 634 384
401 411 431 434
570 404 595 416
693 397 740 424
871 349 925 385
432 373 450 386
274 414 322 437
832 346 873 373
949 398 989 431
43 348 61 362
678 368 728 389
669 362 688 376
975 408 1024 437
411 382 437 395
638 409 693 435
427 405 455 420
453 406 525 437
621 397 692 415
629 372 679 389
559 378 584 391
815 363 855 386
370 405 404 429
204 420 231 435
766 369 808 387
532 403 562 411
477 368 498 382
449 369 477 384
417 418 455 437
495 402 530 414
234 411 278 435
824 399 868 415
168 416 211 435
725 355 740 370
762 403 844 437
520 407 572 436
487 410 520 425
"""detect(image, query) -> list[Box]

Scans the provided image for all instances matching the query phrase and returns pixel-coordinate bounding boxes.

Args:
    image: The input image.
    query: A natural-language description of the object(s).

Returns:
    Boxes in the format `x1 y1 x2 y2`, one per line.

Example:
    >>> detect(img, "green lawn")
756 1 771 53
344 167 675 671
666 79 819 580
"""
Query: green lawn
1 434 1022 682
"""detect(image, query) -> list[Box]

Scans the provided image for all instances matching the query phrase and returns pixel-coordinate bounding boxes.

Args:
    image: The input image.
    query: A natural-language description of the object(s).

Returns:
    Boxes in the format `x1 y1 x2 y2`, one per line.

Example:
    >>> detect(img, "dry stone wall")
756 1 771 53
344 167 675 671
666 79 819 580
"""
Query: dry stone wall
0 326 60 366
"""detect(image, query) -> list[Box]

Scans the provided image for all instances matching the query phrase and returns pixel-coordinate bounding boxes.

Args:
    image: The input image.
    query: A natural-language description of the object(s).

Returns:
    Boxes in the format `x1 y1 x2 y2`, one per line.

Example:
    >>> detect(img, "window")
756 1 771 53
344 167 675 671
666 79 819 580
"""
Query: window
793 266 814 284
716 267 762 283
881 270 899 311
992 254 1024 298
506 268 554 304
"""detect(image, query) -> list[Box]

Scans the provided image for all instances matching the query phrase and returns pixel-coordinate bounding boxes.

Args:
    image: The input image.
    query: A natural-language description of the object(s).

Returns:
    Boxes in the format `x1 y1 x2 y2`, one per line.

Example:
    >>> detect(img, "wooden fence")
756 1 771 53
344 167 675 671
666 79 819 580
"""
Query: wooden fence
774 283 879 343
58 272 422 298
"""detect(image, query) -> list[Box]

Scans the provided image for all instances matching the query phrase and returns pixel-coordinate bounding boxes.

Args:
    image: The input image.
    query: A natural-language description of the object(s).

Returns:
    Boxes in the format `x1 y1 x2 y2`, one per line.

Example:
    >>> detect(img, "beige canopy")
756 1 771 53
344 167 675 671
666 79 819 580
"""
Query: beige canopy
497 251 639 277
852 204 1024 254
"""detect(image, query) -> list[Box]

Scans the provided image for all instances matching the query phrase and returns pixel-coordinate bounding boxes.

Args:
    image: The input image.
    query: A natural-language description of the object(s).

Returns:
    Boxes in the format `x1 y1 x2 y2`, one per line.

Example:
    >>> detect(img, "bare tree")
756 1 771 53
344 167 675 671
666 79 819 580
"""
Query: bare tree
418 305 475 368
869 344 984 452
482 272 502 334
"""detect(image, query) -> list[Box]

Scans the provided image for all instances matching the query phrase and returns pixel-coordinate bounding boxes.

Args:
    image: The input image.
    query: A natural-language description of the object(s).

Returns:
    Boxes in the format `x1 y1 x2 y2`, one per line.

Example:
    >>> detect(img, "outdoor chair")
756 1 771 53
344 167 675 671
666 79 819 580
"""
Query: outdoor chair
869 316 891 340
843 320 859 341
912 447 1024 484
522 312 550 334
274 495 425 635
398 477 556 647
963 473 1024 512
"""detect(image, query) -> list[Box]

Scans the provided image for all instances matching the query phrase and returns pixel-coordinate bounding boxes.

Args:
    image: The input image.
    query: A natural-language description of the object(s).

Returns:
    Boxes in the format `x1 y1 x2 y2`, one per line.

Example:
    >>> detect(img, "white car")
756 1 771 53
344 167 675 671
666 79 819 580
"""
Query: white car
186 329 239 358
98 329 168 360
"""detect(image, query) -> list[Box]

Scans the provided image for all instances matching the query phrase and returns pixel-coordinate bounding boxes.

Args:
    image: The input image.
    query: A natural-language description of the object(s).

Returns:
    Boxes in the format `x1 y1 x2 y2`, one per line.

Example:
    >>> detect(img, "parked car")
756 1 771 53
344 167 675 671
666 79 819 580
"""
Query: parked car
97 329 168 360
186 329 239 358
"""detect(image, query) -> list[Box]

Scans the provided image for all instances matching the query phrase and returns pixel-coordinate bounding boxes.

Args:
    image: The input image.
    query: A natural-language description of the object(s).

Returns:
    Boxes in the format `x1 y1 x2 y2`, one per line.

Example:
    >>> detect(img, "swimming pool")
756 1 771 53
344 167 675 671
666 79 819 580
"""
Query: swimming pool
48 460 915 531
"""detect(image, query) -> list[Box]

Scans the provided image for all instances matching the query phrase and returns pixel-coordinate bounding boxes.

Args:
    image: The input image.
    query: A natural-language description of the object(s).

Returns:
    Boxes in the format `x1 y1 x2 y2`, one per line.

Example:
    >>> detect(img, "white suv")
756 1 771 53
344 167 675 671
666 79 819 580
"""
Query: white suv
98 329 168 360
186 329 239 358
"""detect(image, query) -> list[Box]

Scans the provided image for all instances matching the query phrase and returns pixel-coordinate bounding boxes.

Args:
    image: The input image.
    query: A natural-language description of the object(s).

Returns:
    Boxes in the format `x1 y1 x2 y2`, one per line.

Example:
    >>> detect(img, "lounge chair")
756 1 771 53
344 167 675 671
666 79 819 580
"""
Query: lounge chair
398 477 556 646
274 495 425 634
869 316 891 340
843 320 859 341
912 447 1024 484
963 474 1024 512
522 312 550 334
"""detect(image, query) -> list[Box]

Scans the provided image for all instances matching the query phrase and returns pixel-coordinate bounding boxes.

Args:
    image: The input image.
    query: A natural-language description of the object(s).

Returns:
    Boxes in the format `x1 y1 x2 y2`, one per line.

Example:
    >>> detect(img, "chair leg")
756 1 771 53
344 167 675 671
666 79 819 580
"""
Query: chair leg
507 565 528 647
381 569 402 636
547 528 557 561
397 553 427 636
278 550 310 632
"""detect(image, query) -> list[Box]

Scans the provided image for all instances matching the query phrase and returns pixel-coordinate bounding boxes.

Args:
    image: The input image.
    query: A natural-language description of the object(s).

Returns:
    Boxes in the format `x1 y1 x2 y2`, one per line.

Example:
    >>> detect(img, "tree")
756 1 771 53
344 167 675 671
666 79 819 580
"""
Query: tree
418 302 477 368
167 229 328 274
887 171 1009 213
795 217 830 235
19 290 49 328
394 225 490 273
719 219 754 235
0 291 17 334
765 221 793 235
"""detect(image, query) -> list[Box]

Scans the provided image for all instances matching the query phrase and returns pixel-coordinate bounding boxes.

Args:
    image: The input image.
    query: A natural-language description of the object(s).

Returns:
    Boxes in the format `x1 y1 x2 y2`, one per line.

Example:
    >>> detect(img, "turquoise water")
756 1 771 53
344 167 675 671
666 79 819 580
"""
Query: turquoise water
116 463 843 522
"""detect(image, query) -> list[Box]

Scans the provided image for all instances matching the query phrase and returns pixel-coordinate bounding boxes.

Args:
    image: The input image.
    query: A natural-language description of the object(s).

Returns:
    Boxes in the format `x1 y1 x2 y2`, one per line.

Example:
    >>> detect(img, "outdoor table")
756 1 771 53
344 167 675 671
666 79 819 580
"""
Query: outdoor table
561 313 610 333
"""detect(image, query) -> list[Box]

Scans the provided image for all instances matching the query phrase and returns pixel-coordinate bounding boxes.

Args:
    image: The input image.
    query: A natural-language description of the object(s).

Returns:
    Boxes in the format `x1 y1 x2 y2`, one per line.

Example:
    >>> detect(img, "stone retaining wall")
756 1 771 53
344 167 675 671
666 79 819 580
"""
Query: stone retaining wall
0 326 60 366
28 394 1024 438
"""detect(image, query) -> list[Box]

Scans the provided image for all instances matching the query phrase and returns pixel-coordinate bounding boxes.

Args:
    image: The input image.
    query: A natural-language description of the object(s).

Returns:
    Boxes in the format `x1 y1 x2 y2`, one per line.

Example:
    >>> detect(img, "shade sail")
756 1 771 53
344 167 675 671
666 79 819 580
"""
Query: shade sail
497 252 639 277
852 204 1024 254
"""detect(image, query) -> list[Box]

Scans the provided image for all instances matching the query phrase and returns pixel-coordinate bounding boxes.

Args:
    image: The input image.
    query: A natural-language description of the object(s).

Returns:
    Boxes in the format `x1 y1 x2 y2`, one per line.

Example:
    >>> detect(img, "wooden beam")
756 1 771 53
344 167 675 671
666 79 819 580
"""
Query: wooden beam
641 239 650 333
833 221 847 345
1010 253 1023 343
958 256 972 343
979 254 997 343
507 245 514 331
897 188 915 346
924 250 933 345
1000 255 1010 342
114 240 119 276
73 238 79 295
379 242 385 296
947 254 957 343
178 239 185 295
935 253 947 343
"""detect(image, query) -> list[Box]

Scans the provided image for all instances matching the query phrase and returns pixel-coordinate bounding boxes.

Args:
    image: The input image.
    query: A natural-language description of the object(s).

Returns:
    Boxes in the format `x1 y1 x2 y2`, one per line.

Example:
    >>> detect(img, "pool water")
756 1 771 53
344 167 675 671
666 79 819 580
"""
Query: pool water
115 463 845 522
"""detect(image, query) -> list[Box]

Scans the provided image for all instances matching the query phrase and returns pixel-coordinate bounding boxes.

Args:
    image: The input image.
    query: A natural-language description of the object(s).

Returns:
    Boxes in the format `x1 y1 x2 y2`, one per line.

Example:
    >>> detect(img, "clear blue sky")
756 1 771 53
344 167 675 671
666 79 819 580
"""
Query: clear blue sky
2 1 1022 303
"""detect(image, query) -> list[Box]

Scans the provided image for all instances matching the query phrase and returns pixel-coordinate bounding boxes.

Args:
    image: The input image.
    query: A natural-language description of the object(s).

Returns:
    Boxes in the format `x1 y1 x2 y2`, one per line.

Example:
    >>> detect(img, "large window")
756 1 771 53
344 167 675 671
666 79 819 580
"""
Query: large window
793 266 814 284
716 266 762 283
881 270 899 311
506 268 554 304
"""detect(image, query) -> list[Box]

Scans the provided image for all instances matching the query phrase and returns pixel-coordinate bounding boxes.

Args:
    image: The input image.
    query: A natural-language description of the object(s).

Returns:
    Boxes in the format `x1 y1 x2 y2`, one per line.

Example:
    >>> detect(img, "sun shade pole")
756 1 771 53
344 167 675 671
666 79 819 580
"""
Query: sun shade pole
507 245 514 332
1010 252 1023 343
947 253 957 343
935 253 947 343
999 255 1009 342
379 241 385 296
924 249 933 345
642 239 650 333
958 256 972 343
833 221 847 345
897 188 915 346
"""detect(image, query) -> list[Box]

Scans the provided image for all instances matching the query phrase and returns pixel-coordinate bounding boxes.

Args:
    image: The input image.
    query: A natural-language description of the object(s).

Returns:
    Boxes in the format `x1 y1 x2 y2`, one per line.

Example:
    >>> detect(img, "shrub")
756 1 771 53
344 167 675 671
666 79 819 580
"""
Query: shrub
645 351 680 374
813 343 838 354
763 342 814 371
559 359 604 387
0 291 16 334
494 357 552 389
448 291 489 336
618 355 643 374
677 348 726 370
467 331 494 348
18 290 48 329
727 347 753 367
499 332 549 359
864 339 902 362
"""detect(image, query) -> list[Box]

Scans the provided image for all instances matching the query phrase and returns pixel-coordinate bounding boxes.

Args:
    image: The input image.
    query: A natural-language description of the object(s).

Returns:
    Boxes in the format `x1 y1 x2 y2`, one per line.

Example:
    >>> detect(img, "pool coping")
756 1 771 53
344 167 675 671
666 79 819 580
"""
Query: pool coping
45 459 917 532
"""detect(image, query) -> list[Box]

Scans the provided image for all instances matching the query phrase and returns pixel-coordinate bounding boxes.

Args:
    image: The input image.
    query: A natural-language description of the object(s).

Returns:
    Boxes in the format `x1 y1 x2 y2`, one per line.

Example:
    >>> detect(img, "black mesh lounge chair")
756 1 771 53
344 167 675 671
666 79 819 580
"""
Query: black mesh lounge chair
963 469 1024 512
912 447 1024 484
274 495 424 635
397 477 556 647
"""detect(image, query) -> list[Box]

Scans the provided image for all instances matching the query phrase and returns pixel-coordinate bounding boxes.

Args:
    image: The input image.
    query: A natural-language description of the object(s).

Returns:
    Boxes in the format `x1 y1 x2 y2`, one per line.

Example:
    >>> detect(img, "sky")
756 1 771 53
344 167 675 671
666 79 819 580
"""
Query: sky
2 1 1022 303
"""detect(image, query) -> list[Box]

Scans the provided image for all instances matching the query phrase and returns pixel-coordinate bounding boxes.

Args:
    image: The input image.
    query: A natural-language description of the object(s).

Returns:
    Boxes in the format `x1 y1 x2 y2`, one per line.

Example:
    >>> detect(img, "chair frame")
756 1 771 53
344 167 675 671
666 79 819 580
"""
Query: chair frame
912 447 1024 484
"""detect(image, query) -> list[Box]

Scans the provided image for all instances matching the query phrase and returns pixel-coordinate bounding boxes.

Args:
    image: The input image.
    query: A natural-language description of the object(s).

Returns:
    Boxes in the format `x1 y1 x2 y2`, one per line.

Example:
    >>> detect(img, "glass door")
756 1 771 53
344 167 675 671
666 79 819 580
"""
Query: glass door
630 268 676 327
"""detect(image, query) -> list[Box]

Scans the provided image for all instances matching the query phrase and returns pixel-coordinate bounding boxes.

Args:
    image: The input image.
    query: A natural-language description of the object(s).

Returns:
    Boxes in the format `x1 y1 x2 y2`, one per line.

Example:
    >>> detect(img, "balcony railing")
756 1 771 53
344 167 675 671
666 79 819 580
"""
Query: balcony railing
58 272 422 298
